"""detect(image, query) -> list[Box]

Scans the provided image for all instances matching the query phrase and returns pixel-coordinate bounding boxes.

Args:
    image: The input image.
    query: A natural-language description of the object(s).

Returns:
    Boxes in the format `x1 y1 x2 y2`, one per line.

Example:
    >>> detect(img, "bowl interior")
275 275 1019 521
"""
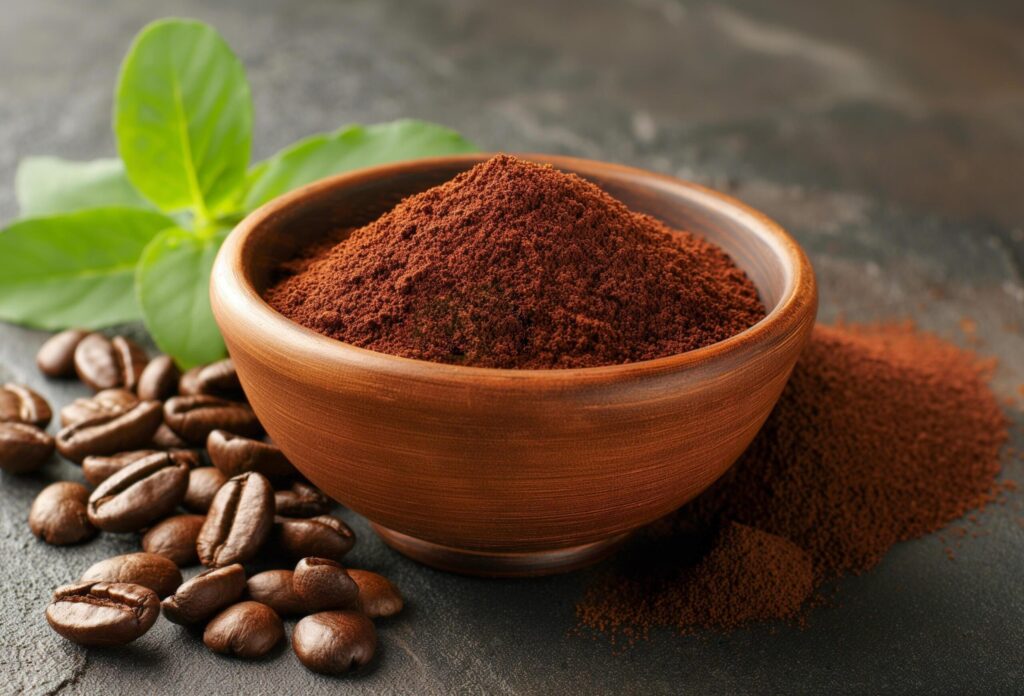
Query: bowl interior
240 156 792 331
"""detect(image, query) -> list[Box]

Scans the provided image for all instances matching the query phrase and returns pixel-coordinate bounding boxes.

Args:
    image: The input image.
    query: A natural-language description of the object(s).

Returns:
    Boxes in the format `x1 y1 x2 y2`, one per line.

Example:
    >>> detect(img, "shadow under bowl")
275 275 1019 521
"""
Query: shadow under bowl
210 154 817 577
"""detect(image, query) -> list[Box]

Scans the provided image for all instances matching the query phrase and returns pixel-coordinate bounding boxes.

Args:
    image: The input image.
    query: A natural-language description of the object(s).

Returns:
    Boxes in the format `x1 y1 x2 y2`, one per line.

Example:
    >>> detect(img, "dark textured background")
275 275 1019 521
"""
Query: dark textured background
1 0 1023 693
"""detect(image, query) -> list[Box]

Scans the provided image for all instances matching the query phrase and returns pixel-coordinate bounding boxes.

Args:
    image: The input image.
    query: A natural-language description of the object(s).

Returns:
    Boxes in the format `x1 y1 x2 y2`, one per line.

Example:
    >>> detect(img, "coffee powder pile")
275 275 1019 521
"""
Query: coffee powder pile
267 155 765 368
577 323 1008 640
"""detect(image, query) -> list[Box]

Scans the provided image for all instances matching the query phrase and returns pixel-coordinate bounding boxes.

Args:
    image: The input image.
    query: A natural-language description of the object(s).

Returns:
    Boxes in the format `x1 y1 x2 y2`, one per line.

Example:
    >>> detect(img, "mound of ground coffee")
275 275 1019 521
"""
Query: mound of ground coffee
266 155 765 368
576 323 1008 640
664 523 814 630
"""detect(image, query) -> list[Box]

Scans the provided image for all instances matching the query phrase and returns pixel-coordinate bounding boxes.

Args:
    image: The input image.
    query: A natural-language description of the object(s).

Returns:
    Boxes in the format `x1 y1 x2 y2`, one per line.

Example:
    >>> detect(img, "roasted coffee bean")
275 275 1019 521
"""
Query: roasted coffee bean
46 581 159 647
292 611 377 675
74 333 120 390
29 482 97 545
275 482 331 518
56 400 163 463
195 359 244 398
178 366 202 396
0 383 51 427
60 388 138 427
0 422 54 473
197 472 274 567
36 328 88 378
142 514 206 566
274 515 356 563
174 448 202 466
164 395 262 446
112 337 149 390
74 333 148 391
203 601 283 659
292 557 360 612
87 451 190 532
348 569 404 618
162 564 246 625
83 448 194 487
246 570 306 616
137 355 180 401
152 422 189 449
207 429 296 481
183 466 228 513
180 359 243 399
81 552 183 598
171 448 202 468
82 449 161 486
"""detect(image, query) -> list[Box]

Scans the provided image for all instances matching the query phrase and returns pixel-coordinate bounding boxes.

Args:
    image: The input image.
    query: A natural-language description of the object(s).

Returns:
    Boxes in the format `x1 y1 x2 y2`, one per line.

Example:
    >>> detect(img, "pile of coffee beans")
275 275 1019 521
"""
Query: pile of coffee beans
8 329 404 676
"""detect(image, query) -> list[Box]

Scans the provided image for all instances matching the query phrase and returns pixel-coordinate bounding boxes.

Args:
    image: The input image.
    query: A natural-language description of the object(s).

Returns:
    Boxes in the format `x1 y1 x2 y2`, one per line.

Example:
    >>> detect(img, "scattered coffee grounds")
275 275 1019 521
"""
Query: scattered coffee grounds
576 322 1008 640
675 523 814 630
266 155 765 368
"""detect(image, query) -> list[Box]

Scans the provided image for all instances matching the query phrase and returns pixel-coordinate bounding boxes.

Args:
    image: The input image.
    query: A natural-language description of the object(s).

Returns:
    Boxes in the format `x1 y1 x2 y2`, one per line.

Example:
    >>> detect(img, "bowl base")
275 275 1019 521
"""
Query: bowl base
371 524 631 577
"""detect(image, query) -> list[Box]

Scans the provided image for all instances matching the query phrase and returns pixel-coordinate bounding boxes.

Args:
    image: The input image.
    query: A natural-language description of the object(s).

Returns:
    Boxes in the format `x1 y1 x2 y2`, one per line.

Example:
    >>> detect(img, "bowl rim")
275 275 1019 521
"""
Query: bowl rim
213 152 816 385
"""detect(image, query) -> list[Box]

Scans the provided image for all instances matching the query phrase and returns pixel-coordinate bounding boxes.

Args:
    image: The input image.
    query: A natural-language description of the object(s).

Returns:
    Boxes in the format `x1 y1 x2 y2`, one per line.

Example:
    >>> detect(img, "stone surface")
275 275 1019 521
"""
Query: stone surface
1 0 1022 693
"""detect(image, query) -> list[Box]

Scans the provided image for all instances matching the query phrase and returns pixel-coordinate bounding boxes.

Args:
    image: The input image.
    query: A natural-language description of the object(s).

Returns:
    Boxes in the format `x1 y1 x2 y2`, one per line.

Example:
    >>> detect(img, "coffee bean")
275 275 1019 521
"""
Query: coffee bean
183 466 228 513
203 601 283 659
83 448 194 487
152 422 190 449
180 360 243 399
74 333 120 390
197 472 274 567
292 611 377 675
136 355 180 401
164 395 262 446
81 552 183 598
46 581 160 647
112 337 149 390
82 449 161 486
196 359 244 398
0 422 54 473
178 366 202 396
274 482 331 518
162 564 246 625
36 328 88 378
87 451 190 532
348 569 404 618
292 557 360 612
246 570 306 616
0 383 52 427
171 448 202 468
274 515 356 563
60 388 138 427
142 514 206 566
29 481 97 545
207 429 296 481
74 333 148 391
56 400 163 463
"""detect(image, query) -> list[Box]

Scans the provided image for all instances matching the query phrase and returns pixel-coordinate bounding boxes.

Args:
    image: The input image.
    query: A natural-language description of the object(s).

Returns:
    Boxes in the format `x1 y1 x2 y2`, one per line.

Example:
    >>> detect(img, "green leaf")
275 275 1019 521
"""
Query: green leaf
0 208 174 329
241 119 476 211
115 18 252 217
136 226 228 368
15 157 153 217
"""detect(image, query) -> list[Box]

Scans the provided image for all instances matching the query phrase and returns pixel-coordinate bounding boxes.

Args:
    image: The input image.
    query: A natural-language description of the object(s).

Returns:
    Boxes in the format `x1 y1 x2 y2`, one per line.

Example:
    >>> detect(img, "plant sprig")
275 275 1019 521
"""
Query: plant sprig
0 17 476 367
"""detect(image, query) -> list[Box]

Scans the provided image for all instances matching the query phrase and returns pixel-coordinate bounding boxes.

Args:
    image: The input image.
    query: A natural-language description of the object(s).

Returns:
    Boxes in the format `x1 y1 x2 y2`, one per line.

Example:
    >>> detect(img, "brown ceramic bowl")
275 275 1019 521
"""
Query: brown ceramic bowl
210 154 817 577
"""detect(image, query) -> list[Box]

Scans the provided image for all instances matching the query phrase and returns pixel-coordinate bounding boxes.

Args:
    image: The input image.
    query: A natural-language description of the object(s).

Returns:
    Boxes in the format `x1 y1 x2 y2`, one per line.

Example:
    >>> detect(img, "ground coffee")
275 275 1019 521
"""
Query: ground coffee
266 155 765 368
576 323 1009 640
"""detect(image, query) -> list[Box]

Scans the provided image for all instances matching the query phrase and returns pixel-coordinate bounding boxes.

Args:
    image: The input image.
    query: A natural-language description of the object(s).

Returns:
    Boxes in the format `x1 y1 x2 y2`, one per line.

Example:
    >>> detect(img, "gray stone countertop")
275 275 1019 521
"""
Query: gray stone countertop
1 0 1022 693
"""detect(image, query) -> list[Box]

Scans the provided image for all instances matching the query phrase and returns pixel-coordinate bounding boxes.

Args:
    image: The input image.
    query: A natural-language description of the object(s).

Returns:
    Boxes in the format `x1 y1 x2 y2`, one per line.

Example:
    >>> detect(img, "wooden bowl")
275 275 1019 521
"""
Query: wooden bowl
210 154 817 577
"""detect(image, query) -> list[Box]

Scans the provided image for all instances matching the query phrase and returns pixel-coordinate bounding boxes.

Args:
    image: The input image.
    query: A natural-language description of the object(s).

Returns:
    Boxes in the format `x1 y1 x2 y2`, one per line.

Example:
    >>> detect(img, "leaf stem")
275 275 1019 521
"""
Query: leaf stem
195 220 222 241
170 73 212 223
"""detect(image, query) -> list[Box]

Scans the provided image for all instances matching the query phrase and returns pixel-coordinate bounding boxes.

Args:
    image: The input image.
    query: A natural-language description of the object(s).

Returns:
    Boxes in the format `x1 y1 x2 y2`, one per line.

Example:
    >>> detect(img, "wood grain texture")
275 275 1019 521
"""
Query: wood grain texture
210 154 817 575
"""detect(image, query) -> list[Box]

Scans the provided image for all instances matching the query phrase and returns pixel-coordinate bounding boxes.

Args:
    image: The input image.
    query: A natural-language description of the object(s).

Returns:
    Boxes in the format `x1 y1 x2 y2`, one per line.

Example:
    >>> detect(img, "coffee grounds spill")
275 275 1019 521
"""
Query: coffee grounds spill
266 155 765 369
576 322 1009 642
